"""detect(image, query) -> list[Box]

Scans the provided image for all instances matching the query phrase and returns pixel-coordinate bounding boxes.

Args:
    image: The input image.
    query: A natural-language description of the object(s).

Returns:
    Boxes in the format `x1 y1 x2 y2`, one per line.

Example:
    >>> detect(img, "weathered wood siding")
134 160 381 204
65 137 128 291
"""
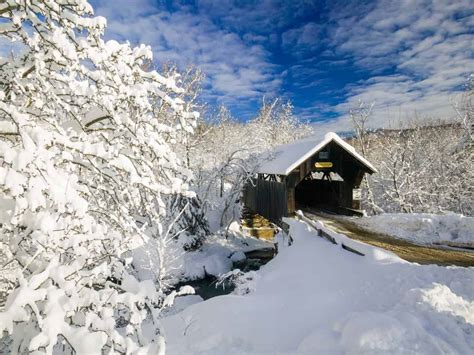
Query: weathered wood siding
243 179 288 222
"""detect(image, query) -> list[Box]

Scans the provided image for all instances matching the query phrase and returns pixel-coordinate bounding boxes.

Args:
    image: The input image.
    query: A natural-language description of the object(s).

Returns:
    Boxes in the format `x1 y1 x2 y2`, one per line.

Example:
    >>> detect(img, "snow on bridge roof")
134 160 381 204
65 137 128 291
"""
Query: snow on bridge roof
257 132 377 175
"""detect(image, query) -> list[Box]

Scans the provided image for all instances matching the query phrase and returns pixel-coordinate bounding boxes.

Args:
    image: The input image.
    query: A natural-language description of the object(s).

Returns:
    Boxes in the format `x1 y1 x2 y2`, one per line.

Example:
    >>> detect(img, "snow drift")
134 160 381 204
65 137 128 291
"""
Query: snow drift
162 219 474 354
352 213 474 246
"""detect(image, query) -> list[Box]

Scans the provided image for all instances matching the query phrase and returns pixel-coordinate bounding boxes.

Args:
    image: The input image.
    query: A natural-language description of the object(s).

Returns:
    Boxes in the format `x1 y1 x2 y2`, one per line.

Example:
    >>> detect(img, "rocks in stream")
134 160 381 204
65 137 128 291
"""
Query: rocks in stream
174 247 275 301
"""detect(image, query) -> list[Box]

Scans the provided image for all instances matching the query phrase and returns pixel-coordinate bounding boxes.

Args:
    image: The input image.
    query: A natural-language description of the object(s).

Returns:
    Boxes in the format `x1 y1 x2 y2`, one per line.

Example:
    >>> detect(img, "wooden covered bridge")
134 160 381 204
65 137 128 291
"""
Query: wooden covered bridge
243 132 377 223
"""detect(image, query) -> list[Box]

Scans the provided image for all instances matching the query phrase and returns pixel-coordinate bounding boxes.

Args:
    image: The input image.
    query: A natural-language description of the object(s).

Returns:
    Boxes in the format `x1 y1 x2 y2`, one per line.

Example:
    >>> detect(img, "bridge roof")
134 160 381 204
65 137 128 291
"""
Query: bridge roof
257 132 377 175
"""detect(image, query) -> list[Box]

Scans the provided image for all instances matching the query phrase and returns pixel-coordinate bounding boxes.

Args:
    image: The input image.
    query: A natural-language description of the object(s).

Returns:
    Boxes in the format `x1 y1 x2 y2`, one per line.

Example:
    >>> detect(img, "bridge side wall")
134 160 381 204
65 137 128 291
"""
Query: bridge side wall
243 179 288 222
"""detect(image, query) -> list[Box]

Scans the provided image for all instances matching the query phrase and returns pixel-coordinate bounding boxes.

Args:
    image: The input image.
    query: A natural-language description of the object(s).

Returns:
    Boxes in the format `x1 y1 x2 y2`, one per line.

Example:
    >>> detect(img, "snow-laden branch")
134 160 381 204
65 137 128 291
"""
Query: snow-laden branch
0 1 201 353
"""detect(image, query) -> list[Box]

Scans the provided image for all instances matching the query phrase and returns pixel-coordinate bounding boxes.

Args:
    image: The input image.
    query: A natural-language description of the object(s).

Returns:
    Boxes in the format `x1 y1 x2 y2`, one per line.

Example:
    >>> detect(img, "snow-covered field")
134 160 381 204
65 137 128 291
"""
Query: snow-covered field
350 213 474 247
162 219 474 354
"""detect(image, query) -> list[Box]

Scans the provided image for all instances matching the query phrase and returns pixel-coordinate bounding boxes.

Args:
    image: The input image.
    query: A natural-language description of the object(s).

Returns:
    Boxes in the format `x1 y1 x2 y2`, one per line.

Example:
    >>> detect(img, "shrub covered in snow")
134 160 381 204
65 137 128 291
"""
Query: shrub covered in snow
0 0 199 352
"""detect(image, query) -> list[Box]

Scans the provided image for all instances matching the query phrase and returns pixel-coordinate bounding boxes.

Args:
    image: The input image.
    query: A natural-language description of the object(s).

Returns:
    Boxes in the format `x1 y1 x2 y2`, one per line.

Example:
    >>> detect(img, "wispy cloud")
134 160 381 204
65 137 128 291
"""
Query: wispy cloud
79 1 474 127
275 0 473 130
323 0 474 129
2 0 472 127
92 0 282 114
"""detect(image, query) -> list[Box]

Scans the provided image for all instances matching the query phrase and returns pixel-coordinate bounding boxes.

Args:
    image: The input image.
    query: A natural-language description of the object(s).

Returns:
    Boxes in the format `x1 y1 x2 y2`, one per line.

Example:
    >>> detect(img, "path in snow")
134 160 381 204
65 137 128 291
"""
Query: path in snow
304 210 474 267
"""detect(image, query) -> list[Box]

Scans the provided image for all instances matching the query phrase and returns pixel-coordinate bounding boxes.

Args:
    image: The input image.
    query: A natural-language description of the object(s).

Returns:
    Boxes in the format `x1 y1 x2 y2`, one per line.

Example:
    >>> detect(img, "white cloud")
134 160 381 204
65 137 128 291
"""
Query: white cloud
92 0 281 107
318 0 474 129
92 0 473 127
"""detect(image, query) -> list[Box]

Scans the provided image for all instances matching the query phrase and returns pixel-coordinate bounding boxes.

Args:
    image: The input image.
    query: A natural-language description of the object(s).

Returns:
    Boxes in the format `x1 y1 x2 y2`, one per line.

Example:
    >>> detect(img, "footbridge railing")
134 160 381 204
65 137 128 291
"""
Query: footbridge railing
295 210 365 257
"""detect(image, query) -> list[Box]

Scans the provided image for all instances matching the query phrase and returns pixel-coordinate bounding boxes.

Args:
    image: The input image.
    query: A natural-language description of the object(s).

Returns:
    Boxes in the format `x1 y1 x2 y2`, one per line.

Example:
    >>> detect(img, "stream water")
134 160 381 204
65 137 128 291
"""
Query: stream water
175 248 275 300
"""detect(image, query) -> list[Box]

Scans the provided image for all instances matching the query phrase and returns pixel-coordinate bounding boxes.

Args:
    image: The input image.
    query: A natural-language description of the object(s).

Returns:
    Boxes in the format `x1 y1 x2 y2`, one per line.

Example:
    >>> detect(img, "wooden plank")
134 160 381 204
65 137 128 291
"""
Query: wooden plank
342 243 365 256
320 229 337 244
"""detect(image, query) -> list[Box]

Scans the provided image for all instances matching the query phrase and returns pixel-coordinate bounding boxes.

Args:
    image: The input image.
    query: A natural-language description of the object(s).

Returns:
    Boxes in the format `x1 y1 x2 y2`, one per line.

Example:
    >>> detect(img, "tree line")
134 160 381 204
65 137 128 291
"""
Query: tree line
350 85 473 216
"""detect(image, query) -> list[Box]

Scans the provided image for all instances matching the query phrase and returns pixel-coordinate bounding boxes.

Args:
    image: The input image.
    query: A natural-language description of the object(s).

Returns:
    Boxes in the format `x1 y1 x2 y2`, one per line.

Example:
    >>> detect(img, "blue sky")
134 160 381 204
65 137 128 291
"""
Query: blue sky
91 0 473 130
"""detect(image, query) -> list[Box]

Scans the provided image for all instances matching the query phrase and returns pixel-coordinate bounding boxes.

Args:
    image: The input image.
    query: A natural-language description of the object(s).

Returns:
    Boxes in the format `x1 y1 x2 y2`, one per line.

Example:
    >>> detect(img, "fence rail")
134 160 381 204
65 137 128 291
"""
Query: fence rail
295 211 365 257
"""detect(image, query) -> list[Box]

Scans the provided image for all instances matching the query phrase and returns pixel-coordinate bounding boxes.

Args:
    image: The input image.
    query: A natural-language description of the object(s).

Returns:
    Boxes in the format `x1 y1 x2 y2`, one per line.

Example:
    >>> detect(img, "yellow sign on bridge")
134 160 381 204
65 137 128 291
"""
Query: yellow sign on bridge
315 162 333 169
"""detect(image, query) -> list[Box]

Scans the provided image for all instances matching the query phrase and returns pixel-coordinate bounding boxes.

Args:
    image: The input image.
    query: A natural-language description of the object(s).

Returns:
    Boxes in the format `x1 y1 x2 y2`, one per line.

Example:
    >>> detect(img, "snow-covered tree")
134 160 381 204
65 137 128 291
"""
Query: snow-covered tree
455 75 474 146
349 91 473 217
161 65 206 167
191 106 256 228
159 65 210 248
349 101 381 215
248 97 312 149
0 1 198 353
355 119 473 216
373 122 469 214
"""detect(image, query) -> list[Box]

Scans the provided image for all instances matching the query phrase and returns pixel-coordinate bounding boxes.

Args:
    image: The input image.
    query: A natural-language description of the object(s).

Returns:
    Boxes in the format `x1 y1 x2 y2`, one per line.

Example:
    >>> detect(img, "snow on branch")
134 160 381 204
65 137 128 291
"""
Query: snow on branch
0 1 200 353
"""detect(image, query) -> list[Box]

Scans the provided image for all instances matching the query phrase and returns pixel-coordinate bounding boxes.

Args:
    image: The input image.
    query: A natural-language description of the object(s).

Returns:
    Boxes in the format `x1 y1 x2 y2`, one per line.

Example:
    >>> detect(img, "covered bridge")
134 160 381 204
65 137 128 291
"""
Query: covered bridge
243 132 377 222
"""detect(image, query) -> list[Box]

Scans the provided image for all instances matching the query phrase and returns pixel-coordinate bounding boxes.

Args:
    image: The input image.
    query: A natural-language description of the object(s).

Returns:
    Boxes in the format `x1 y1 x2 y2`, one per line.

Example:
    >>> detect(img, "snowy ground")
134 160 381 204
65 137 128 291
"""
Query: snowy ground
349 213 474 247
162 218 474 354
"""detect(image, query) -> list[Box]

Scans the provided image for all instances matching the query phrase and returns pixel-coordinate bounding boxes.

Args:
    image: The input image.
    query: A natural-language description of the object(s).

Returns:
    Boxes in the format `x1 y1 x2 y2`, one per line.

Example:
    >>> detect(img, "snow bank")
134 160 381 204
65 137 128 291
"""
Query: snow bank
172 222 273 281
352 213 474 246
162 218 474 354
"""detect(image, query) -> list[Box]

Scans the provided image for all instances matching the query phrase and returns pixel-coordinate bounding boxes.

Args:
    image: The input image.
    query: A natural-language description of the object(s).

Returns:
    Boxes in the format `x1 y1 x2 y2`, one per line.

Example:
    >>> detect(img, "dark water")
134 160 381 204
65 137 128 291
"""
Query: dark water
176 248 275 300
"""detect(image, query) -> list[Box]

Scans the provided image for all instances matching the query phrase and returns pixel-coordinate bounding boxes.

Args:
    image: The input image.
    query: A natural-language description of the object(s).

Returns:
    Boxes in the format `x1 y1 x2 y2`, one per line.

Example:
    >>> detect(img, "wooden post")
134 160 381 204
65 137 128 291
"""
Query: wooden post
287 187 295 215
